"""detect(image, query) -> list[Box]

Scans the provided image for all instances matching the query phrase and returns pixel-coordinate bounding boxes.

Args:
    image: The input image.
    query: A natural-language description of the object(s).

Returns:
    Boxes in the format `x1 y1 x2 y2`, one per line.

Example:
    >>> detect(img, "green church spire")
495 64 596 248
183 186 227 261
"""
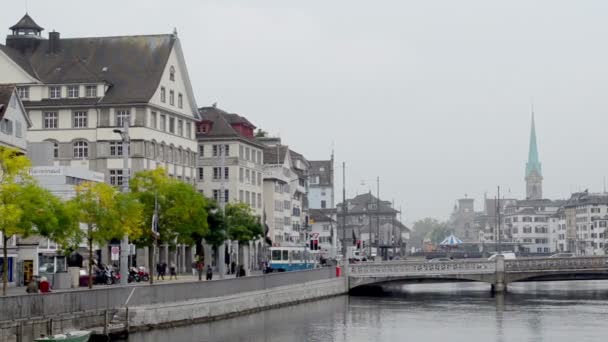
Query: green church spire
526 112 542 177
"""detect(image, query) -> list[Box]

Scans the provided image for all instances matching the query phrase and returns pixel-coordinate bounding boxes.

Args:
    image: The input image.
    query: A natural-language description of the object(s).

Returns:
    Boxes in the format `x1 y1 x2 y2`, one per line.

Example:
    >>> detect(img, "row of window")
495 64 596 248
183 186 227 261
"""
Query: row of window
517 227 548 234
0 118 23 138
239 190 262 209
150 111 192 138
212 189 229 204
239 168 262 186
198 144 263 164
42 110 193 139
159 87 183 109
19 85 99 101
274 181 290 194
44 139 194 166
274 200 292 212
110 169 192 187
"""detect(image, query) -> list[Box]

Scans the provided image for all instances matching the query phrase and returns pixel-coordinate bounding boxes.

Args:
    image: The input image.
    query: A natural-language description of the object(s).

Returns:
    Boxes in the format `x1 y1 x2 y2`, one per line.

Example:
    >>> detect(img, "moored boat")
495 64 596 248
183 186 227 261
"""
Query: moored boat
34 330 91 342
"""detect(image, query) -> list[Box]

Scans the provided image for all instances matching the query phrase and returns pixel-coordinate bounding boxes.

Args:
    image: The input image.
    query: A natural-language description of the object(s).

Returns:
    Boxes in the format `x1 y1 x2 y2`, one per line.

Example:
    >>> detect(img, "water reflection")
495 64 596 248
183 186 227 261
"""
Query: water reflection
127 280 608 342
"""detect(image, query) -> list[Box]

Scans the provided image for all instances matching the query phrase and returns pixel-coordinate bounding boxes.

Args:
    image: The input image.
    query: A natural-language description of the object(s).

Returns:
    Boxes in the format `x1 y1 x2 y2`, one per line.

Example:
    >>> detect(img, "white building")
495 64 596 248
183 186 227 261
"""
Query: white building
503 199 564 254
196 106 265 217
564 191 608 255
0 14 199 185
262 145 303 246
0 84 30 152
308 158 334 210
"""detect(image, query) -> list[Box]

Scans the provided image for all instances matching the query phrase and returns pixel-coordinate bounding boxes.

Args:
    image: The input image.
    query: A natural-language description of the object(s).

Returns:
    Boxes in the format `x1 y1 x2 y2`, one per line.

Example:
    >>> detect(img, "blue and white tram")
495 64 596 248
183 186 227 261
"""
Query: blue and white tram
268 246 318 272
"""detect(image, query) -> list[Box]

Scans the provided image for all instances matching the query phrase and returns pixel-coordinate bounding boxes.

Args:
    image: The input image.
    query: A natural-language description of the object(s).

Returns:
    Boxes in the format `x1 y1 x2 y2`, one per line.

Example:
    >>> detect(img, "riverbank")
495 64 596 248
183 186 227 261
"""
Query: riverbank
0 268 345 342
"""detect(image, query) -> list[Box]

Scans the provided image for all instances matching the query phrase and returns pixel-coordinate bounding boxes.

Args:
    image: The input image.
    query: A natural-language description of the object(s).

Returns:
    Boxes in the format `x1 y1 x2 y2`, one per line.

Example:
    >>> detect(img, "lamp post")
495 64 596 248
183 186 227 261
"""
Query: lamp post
113 119 130 286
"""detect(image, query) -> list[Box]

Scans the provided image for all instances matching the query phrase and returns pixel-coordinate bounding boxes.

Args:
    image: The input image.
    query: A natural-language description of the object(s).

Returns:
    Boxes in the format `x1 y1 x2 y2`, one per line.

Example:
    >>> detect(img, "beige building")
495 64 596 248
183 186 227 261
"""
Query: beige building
0 14 199 185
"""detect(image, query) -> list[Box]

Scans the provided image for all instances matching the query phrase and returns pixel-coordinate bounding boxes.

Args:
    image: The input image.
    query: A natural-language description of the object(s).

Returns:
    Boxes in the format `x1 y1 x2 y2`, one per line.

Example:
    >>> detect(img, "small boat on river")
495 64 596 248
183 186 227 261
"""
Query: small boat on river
34 330 91 342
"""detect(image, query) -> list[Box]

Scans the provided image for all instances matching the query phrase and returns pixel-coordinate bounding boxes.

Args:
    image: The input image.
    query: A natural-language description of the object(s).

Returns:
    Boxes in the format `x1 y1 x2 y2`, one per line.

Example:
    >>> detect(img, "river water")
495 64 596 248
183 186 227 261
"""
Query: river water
126 280 608 342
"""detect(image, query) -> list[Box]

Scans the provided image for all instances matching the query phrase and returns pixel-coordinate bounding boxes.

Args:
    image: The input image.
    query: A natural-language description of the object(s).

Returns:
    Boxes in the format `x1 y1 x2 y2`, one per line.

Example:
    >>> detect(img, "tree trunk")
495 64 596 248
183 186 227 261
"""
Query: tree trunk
88 237 93 289
148 240 154 285
2 235 9 296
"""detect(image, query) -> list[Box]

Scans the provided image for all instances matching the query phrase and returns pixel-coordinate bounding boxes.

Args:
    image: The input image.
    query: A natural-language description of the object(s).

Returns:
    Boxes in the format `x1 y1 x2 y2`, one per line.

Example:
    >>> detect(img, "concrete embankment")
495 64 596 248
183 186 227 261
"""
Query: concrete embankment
0 268 346 342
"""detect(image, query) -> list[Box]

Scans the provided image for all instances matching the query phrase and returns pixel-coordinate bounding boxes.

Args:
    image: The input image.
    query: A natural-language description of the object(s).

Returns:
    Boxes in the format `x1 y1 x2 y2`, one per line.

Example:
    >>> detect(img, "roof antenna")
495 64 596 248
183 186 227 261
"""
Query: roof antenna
172 27 178 36
212 102 217 108
25 0 28 13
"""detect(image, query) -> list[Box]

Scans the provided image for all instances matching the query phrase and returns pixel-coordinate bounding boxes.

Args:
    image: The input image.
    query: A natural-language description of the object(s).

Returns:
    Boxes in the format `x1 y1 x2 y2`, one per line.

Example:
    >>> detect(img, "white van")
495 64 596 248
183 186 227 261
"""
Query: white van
488 252 516 261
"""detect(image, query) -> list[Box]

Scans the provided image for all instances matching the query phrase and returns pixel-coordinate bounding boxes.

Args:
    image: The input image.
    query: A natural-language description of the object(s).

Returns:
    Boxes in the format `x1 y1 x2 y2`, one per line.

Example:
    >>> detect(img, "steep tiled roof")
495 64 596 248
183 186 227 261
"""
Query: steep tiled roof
337 192 399 215
10 13 44 31
197 106 263 146
1 34 175 105
310 160 332 186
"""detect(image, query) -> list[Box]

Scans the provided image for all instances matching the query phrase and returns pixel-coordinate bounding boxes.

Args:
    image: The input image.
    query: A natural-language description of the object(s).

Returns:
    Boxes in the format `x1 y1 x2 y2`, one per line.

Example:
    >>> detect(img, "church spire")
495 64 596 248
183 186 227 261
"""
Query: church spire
525 110 543 200
526 112 542 178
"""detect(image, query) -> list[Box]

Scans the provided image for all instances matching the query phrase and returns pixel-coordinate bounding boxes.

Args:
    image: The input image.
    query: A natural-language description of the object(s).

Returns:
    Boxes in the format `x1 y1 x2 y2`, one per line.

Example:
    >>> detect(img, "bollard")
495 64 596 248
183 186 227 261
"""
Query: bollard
335 265 341 277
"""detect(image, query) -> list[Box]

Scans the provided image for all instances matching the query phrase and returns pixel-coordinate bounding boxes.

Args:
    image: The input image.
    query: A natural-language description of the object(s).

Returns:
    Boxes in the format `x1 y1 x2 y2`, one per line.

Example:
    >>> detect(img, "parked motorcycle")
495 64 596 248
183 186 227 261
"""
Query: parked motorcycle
137 267 150 282
128 267 140 283
93 265 115 285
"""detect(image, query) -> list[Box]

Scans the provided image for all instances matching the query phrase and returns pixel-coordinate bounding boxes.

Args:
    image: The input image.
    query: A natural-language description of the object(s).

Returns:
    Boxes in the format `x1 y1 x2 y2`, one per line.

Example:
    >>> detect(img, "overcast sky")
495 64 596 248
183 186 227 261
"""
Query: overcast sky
3 1 608 224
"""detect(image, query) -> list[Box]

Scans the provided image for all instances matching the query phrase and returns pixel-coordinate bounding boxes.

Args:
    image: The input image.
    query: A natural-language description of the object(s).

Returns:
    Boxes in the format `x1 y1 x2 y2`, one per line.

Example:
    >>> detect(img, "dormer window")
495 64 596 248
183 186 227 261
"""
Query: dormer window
67 85 79 98
160 87 166 103
49 86 61 99
170 66 175 81
17 87 29 100
85 85 97 97
169 90 175 106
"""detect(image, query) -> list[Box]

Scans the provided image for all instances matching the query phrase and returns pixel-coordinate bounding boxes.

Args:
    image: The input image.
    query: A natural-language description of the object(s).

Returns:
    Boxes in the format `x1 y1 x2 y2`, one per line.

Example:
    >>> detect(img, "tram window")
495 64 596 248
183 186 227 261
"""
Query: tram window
272 250 281 261
282 250 289 261
294 251 302 261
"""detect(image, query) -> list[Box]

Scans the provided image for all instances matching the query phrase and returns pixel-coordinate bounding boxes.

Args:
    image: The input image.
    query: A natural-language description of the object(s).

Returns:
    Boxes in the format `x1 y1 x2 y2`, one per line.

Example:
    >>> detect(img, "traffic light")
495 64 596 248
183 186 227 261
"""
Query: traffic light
310 239 319 250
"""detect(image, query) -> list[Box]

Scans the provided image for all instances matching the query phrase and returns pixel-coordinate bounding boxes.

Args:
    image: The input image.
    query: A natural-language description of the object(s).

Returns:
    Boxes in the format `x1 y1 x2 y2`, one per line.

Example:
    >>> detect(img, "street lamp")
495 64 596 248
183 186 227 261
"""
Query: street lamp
113 119 130 286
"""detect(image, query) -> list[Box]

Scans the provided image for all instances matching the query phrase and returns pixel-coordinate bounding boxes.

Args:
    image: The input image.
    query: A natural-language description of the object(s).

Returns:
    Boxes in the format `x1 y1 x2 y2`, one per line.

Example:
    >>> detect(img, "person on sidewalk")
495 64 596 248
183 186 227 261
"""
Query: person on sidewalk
39 276 51 293
191 261 197 277
197 260 204 281
156 262 163 280
205 265 213 280
169 263 177 280
161 262 167 279
26 277 39 293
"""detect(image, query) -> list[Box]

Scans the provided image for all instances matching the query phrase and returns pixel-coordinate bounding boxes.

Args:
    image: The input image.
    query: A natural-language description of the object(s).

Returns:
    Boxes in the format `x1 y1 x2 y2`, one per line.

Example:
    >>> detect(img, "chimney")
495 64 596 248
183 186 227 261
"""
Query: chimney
48 31 60 53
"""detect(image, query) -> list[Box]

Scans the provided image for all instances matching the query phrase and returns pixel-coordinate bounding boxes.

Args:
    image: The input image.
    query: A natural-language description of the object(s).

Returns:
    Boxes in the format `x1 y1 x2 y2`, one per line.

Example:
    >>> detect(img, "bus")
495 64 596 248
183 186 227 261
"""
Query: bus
268 246 318 272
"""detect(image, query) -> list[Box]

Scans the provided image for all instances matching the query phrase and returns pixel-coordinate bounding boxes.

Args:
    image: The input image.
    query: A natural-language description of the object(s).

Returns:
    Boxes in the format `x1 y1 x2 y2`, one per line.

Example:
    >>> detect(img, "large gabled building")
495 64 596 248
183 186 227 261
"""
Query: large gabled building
0 14 199 184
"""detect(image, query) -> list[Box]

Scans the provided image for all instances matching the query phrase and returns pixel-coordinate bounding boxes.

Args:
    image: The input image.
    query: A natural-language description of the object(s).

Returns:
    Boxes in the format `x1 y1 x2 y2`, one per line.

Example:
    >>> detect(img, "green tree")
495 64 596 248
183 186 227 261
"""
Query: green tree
70 182 124 288
225 203 263 269
195 201 227 261
130 168 209 282
0 147 78 295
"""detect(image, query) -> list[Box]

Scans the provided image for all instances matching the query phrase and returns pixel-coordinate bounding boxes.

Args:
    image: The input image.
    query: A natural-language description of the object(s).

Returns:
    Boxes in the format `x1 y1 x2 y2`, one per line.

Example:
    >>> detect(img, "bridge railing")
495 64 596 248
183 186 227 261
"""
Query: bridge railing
349 259 496 276
505 256 608 272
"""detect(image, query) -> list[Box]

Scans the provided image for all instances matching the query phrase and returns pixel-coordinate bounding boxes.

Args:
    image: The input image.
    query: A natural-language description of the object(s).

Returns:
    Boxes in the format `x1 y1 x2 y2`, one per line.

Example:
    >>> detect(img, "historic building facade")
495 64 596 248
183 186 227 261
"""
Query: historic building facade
0 14 199 185
308 157 334 210
196 106 265 216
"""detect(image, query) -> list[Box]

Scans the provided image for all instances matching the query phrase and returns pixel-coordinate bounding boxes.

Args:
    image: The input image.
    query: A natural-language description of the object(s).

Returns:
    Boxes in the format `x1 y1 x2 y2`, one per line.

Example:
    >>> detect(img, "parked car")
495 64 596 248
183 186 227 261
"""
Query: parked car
488 252 516 261
549 253 575 258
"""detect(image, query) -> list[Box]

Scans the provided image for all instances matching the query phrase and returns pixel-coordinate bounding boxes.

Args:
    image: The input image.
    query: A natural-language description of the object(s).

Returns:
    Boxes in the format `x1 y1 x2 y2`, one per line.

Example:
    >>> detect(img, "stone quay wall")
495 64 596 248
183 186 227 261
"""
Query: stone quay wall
0 268 346 342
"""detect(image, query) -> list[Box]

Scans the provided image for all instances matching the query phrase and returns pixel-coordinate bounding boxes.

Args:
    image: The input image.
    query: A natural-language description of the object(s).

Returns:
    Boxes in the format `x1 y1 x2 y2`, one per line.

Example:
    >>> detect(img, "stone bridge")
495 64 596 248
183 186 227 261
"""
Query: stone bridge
347 256 608 292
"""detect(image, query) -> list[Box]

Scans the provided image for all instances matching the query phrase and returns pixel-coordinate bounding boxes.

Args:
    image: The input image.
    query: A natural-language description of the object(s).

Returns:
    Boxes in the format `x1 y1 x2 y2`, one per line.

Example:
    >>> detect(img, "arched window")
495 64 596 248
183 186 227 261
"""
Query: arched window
178 148 183 165
159 143 165 162
73 140 88 159
170 66 175 81
168 146 173 163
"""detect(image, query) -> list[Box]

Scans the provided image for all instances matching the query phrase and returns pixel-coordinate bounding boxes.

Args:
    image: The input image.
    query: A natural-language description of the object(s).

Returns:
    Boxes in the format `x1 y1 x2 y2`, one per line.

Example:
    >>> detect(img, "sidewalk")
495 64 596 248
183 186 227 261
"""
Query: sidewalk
2 271 262 297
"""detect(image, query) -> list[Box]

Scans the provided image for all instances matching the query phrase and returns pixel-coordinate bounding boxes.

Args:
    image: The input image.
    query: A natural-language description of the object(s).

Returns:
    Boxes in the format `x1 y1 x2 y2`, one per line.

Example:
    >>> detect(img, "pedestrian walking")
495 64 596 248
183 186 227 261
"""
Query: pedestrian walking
197 260 204 281
161 262 167 279
156 262 163 280
205 265 213 280
191 261 197 277
230 261 236 275
169 263 177 280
